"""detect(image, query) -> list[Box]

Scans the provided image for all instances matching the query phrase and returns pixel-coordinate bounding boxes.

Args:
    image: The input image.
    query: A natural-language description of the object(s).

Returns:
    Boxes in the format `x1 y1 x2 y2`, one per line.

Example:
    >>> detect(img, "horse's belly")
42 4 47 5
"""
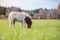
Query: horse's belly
15 16 22 22
16 19 20 21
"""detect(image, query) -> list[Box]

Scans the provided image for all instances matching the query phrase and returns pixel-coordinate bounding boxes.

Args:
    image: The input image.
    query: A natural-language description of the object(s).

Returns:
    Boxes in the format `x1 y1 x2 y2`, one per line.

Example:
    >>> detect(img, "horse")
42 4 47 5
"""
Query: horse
8 12 32 28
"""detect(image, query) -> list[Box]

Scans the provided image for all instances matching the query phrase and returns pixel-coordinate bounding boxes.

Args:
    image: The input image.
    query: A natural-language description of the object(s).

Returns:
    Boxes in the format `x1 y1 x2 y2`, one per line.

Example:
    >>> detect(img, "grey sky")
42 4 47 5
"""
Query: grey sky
0 0 60 10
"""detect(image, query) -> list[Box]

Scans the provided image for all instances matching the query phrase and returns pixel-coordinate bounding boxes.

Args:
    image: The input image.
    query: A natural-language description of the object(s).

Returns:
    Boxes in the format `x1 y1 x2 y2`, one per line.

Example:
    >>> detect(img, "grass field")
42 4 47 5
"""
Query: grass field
0 19 60 40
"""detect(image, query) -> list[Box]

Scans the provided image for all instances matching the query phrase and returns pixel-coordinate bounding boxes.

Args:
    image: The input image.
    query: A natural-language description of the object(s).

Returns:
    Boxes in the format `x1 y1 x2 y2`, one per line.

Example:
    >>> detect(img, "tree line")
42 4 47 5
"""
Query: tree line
0 3 60 19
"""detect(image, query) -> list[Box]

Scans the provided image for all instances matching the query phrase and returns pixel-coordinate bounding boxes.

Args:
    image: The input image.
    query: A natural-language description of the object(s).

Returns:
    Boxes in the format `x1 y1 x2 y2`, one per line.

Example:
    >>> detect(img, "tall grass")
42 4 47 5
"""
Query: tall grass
0 19 60 40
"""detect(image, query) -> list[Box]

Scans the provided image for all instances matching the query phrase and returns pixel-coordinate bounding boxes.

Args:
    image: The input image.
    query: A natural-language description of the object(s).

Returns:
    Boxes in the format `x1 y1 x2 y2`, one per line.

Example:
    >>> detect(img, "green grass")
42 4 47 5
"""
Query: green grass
0 19 60 40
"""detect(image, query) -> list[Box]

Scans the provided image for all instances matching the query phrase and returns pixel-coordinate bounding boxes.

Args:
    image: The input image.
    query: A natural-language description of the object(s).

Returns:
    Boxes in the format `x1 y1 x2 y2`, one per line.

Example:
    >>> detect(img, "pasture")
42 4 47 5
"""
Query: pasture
0 19 60 40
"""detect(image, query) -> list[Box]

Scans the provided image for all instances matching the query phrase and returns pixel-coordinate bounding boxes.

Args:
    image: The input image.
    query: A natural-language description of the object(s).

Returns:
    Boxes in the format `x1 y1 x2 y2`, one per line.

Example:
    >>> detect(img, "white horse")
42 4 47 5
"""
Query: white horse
8 12 32 28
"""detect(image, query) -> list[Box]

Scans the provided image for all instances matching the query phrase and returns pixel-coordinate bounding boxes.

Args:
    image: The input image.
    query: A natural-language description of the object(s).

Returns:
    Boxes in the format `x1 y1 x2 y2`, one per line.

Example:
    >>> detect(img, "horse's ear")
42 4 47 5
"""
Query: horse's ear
24 16 32 28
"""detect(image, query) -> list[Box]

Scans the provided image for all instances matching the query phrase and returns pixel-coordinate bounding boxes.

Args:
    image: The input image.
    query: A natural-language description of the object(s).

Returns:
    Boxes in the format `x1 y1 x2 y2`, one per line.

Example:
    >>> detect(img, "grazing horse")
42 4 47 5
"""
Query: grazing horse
8 12 32 28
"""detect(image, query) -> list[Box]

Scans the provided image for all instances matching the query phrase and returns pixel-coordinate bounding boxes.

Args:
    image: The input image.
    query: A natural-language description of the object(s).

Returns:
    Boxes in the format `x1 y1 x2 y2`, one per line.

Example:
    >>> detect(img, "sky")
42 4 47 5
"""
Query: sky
0 0 60 10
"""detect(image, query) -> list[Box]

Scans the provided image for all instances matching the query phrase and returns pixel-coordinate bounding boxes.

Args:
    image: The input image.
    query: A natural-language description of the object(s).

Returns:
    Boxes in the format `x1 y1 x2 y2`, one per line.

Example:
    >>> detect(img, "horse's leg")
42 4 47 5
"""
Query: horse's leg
9 21 12 28
9 17 12 28
9 20 13 28
12 19 16 28
21 21 23 28
9 19 15 28
22 20 26 28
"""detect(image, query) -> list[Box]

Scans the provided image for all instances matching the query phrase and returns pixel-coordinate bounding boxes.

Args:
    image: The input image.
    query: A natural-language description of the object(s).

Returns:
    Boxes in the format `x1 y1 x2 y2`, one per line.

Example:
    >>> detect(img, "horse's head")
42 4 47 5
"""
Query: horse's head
24 16 32 28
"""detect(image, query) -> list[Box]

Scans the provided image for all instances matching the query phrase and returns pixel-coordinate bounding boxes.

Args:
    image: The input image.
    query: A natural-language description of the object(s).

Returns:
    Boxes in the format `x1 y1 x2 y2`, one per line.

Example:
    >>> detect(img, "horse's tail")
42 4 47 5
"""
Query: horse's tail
8 13 13 27
8 13 12 28
24 16 32 28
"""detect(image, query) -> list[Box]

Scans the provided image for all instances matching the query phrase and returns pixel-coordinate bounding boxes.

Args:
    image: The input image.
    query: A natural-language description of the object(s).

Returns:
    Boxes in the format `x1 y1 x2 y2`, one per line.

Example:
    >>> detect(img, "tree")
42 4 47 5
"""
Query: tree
0 6 6 15
57 3 60 14
34 9 40 13
57 3 60 19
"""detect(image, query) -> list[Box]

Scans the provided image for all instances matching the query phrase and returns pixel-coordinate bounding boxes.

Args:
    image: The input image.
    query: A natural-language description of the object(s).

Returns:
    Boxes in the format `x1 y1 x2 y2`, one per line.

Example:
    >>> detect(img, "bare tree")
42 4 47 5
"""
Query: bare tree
57 3 60 13
57 3 60 19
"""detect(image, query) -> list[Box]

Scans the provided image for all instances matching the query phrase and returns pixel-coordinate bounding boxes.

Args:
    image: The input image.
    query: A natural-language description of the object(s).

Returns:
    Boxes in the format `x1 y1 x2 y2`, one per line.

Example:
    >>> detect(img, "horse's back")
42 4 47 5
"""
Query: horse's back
9 12 31 22
9 12 31 18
